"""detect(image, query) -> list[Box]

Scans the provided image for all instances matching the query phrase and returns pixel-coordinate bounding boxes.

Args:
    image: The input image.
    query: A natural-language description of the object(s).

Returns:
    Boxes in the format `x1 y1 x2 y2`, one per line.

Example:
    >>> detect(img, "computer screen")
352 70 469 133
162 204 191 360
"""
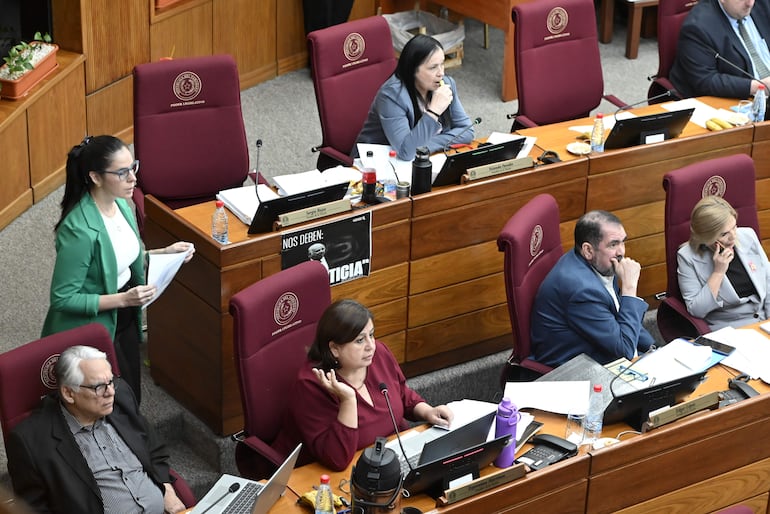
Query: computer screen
248 181 349 234
432 138 527 187
602 369 707 430
603 108 695 150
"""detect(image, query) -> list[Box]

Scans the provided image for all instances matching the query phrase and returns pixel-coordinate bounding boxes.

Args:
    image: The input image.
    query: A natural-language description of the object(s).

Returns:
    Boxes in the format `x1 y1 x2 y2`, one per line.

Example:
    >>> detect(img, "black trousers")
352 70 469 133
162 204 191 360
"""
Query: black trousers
115 306 142 404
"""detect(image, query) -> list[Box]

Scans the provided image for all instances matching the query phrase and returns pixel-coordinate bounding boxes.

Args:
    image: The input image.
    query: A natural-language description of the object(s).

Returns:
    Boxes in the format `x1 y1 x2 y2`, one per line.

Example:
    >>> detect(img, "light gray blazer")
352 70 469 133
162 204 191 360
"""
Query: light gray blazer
677 227 770 330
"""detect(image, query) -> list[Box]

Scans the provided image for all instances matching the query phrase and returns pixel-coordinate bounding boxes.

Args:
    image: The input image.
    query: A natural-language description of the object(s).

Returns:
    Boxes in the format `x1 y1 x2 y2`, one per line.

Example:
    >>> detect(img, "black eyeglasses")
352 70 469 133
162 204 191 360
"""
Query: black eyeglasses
98 160 140 181
79 378 116 396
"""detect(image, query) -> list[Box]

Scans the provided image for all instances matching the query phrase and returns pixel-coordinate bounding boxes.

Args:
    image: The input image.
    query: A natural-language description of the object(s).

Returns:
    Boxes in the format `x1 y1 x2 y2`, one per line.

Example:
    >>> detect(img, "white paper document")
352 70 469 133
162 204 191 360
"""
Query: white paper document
661 97 718 128
271 167 358 196
705 326 770 380
216 184 279 225
503 381 591 415
631 338 717 385
144 248 193 308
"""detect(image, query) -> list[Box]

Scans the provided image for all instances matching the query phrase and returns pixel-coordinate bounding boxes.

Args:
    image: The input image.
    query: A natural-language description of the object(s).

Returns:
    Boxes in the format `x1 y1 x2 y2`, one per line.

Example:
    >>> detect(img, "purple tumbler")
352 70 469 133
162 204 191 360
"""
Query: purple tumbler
493 397 521 468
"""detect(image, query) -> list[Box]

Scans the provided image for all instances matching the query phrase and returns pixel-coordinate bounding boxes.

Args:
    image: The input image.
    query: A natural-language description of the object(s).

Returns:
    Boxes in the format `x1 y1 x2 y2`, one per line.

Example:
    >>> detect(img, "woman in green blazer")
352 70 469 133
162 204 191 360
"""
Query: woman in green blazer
43 135 194 403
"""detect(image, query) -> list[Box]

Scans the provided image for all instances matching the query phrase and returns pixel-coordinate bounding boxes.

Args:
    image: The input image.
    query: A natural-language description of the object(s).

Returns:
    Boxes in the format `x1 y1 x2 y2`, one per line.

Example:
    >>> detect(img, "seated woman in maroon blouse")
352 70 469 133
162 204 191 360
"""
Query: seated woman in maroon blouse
274 299 453 471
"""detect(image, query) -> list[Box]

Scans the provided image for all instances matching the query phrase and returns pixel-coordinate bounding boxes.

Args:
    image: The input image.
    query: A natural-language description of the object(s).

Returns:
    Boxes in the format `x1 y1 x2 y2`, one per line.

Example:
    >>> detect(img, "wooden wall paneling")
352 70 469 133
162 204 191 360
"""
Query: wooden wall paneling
369 298 408 361
27 59 87 201
150 2 214 60
277 0 308 75
379 330 406 363
51 0 84 53
350 0 378 20
408 272 506 327
332 264 409 308
410 240 502 294
82 0 150 93
85 76 135 142
623 233 664 268
0 111 32 231
214 0 277 89
638 262 666 300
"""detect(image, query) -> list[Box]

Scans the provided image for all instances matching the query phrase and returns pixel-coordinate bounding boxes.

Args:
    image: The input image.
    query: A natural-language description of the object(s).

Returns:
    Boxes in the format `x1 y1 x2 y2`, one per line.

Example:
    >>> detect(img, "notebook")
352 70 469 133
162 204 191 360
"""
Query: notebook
190 443 301 514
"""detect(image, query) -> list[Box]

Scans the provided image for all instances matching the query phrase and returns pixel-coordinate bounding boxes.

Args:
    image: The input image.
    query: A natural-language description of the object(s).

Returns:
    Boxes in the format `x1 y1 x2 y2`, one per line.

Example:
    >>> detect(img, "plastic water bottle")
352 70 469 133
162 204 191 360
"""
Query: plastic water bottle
411 146 432 195
590 113 605 153
752 84 766 122
314 474 334 514
493 397 521 468
211 200 228 244
583 384 604 446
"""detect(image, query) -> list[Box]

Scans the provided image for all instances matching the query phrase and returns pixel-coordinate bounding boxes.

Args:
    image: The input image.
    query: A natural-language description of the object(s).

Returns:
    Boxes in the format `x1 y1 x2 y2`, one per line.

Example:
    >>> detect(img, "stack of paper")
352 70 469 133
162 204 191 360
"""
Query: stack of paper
271 168 360 196
216 185 279 225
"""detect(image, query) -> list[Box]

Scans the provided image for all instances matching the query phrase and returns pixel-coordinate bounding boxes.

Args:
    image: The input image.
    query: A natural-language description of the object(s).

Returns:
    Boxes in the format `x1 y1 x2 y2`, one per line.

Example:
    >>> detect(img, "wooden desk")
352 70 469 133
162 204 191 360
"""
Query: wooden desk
378 0 524 102
285 360 770 514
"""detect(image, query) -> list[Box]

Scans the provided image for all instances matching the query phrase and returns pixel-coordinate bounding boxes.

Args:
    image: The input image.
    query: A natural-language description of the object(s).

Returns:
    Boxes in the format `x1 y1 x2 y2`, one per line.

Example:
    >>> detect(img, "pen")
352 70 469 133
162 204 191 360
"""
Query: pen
618 365 649 381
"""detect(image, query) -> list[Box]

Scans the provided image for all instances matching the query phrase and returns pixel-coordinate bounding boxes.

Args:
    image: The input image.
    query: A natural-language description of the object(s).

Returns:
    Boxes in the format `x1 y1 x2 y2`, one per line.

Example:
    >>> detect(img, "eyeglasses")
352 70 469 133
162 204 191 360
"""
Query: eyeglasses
79 378 116 396
99 160 140 181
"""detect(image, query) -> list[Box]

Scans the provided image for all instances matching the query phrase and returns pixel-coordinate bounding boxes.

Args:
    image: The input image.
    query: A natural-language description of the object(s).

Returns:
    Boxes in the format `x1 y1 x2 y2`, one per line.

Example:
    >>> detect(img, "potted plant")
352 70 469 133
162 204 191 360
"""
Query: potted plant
0 32 59 100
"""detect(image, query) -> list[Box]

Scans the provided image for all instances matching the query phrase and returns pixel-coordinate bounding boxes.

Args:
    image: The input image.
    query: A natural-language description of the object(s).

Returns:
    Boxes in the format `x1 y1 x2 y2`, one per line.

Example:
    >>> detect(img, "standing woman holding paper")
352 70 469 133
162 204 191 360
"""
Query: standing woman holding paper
42 135 194 402
354 34 473 160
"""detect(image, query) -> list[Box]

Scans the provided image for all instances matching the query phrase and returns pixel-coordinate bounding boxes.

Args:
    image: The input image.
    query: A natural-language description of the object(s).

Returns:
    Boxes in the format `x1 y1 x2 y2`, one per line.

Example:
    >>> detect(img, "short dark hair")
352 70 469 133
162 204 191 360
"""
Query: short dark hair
574 210 622 249
308 299 373 371
395 34 444 125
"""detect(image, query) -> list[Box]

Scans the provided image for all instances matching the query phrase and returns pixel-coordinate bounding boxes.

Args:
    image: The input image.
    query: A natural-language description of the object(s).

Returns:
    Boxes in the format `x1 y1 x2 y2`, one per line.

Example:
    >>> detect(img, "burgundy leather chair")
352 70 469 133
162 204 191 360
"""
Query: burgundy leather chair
509 0 627 129
307 16 397 170
647 0 698 102
658 153 759 342
497 194 562 382
132 54 249 234
0 323 196 507
229 260 331 479
715 506 754 514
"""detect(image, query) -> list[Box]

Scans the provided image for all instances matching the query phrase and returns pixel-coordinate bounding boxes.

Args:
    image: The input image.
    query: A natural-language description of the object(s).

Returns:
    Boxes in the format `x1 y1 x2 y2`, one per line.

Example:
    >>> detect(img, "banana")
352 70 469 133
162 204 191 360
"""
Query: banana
710 117 732 129
706 120 724 131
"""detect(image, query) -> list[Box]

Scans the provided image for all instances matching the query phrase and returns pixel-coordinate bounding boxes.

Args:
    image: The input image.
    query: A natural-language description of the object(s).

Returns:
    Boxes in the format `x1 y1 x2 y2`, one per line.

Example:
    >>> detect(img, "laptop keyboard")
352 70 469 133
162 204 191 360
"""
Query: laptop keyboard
222 482 263 514
399 453 421 476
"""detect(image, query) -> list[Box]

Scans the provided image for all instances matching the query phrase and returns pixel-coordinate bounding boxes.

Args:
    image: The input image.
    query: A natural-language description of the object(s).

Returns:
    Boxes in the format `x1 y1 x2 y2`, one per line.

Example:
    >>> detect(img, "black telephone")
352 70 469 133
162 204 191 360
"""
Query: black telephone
719 373 760 407
515 434 578 471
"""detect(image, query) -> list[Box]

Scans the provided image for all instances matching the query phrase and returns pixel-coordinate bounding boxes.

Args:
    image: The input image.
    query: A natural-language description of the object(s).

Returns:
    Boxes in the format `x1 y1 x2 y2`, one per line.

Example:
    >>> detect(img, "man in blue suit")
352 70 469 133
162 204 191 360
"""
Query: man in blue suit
530 211 656 368
670 0 770 100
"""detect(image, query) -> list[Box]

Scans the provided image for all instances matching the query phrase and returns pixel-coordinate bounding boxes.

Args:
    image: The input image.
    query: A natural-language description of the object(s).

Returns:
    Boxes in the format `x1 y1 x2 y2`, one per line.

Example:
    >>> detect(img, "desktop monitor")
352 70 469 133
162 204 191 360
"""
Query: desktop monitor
603 108 695 150
248 181 349 234
603 369 707 430
432 138 527 187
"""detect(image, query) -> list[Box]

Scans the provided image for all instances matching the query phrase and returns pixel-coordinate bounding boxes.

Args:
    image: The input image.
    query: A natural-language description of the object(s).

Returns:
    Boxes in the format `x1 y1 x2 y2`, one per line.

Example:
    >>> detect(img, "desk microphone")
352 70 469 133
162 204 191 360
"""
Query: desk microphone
608 345 657 400
442 117 482 154
254 138 263 204
715 52 760 81
613 90 674 120
199 482 240 514
379 382 413 475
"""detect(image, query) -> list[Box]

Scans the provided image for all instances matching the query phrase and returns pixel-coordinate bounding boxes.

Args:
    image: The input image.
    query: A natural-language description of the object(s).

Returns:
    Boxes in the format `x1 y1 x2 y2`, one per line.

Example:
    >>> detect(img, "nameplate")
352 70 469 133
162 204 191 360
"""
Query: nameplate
462 156 534 183
436 463 526 506
273 198 351 230
642 391 720 432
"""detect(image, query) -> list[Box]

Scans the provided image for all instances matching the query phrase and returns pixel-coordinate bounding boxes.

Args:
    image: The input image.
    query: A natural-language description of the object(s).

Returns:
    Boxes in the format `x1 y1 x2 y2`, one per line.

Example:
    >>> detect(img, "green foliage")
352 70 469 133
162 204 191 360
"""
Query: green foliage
2 32 53 77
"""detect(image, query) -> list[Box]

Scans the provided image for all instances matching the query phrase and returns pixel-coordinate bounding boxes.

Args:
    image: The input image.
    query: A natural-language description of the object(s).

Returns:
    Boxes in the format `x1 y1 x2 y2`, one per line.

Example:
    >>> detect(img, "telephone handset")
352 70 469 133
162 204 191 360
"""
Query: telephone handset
719 373 760 407
516 434 578 471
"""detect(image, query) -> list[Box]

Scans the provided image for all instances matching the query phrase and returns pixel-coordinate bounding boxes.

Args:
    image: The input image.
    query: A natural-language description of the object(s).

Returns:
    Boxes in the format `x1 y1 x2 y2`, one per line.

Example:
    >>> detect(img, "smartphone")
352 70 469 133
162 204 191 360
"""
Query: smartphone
693 335 735 356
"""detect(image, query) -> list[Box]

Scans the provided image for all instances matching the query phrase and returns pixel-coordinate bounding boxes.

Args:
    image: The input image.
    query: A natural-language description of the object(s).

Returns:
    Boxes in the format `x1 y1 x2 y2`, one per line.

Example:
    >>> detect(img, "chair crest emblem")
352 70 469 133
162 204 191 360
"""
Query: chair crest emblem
547 7 569 34
173 71 202 102
529 225 545 266
702 175 726 198
40 354 59 389
343 32 365 62
274 292 299 326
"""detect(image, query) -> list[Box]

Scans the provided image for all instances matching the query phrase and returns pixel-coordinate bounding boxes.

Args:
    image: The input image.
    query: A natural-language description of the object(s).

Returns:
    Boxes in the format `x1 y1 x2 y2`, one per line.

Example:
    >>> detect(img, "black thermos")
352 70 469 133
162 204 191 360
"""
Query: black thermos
411 146 432 195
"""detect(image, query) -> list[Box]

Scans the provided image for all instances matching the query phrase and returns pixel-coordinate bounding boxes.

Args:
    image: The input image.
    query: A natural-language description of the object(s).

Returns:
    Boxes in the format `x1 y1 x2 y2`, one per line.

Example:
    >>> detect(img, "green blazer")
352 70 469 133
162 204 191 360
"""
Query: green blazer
42 193 145 340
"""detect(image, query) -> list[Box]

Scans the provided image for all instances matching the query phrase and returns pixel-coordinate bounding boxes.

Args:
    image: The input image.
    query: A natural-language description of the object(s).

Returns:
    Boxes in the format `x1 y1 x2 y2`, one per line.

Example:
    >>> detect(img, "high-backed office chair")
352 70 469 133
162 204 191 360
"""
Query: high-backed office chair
658 153 759 342
497 194 562 382
0 323 196 507
508 0 627 129
307 15 397 170
229 261 331 479
132 54 249 234
647 0 698 102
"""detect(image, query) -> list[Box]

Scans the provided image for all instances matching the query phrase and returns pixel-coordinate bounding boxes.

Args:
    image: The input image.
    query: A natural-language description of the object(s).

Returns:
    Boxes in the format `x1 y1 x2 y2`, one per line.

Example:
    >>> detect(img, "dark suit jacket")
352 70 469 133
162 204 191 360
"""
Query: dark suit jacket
6 379 171 514
530 249 655 368
670 0 770 99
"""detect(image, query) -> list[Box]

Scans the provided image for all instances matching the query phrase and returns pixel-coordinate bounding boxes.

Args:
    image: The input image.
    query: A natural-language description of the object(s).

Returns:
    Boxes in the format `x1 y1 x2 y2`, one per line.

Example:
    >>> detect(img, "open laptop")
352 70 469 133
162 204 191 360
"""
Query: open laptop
432 138 527 187
603 108 695 150
248 182 349 234
191 443 302 514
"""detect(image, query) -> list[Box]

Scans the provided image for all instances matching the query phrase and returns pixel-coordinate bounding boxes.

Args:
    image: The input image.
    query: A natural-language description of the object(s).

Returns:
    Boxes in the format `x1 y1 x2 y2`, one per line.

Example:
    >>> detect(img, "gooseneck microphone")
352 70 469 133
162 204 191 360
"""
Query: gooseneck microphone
254 139 263 204
199 482 240 514
613 90 674 120
442 117 482 154
379 382 413 475
715 52 760 81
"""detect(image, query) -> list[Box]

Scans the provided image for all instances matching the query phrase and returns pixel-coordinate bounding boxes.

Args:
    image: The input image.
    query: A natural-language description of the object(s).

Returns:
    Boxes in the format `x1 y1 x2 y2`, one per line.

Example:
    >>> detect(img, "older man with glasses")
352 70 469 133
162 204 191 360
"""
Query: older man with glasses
6 345 185 514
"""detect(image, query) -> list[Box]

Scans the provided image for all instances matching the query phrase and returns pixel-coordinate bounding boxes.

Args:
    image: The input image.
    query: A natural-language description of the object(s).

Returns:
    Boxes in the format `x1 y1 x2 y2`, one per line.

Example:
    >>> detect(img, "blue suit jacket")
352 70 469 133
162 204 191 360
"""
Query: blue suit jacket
670 0 770 99
531 249 655 367
354 74 472 160
677 227 770 330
